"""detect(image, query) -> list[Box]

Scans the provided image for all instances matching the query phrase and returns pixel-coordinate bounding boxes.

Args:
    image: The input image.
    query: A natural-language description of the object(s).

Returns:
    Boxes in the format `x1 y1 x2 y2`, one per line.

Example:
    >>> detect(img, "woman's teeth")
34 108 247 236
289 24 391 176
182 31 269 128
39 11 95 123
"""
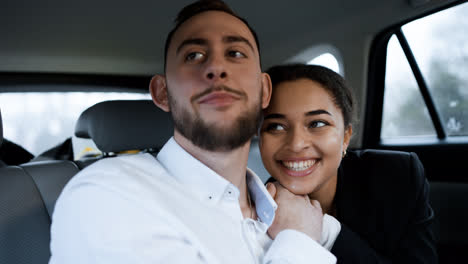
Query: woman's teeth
281 159 316 171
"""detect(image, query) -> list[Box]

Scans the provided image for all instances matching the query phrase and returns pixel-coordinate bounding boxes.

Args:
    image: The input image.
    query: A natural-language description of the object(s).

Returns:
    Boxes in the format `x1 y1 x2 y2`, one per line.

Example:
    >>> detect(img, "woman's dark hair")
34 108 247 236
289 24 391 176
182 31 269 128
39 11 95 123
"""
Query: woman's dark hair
266 64 355 127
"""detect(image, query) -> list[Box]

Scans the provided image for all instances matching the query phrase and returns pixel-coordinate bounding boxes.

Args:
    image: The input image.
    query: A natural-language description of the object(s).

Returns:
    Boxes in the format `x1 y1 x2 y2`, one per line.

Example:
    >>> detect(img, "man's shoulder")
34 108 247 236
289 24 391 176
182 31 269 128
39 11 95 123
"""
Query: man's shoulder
59 153 172 201
74 153 165 182
53 153 187 219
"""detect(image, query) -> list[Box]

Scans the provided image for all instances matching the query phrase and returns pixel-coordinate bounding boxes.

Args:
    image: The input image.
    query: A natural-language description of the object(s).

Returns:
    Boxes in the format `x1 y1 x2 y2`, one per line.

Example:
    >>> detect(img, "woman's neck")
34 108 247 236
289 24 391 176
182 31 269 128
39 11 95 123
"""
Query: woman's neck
308 174 338 216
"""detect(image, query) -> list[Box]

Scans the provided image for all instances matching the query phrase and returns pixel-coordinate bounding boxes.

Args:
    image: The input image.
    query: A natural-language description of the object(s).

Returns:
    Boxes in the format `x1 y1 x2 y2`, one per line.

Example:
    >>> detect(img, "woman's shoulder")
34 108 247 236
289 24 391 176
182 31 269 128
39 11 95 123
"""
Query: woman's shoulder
340 149 426 197
342 149 421 175
345 149 415 163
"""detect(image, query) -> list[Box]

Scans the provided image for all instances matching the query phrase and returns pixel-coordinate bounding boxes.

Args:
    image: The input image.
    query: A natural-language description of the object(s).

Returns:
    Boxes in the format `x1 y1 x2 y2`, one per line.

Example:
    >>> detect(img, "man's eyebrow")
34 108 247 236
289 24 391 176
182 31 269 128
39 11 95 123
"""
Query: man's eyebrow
305 110 332 116
223 35 255 53
176 38 207 55
264 113 285 120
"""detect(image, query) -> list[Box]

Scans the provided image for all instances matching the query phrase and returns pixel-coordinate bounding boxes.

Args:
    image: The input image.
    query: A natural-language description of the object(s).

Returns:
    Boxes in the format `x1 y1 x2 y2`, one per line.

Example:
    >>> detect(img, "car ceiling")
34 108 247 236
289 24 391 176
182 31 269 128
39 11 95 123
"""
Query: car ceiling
0 0 457 76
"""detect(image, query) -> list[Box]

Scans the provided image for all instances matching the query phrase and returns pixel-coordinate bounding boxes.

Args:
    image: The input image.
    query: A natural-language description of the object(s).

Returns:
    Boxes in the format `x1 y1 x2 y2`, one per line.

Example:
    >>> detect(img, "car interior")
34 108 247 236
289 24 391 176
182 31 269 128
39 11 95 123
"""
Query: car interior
1 0 467 263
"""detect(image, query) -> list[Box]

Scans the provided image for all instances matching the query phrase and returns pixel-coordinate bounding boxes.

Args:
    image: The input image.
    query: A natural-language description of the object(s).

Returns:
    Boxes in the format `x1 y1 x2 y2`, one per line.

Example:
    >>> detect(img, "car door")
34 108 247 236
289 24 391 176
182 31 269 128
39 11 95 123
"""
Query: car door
362 2 468 262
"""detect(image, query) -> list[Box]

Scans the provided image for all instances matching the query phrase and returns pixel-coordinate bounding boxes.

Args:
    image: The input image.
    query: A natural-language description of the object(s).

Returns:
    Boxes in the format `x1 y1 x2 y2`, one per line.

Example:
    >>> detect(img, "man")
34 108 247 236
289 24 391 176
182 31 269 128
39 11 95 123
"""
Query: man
49 1 336 263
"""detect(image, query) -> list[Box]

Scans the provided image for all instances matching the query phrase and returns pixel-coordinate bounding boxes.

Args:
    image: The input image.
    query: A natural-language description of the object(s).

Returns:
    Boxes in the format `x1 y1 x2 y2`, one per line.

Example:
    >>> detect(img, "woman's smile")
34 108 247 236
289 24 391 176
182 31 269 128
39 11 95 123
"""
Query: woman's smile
278 158 319 177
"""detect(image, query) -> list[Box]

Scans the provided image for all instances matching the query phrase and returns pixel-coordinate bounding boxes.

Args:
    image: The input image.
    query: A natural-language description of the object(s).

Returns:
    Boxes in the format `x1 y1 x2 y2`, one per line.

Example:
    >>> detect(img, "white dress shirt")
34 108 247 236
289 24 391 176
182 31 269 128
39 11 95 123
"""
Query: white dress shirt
50 137 336 264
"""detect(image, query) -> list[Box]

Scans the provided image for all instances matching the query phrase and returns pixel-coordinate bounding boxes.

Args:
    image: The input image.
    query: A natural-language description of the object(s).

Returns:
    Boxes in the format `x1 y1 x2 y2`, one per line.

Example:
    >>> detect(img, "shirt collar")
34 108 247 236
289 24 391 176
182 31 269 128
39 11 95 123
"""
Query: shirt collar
247 168 277 226
157 137 277 226
157 137 228 204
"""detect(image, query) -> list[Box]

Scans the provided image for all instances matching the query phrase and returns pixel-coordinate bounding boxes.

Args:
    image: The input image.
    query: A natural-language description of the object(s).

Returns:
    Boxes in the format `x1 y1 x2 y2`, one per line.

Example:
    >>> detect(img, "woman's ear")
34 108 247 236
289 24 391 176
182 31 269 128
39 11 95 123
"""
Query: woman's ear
343 125 353 151
149 74 170 112
261 73 272 109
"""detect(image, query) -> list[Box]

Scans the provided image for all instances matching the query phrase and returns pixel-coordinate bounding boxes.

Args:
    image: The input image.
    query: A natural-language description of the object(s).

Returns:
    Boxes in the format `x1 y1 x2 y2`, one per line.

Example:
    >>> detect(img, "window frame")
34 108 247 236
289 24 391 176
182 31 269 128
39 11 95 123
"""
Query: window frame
363 0 467 148
0 72 151 93
0 72 152 156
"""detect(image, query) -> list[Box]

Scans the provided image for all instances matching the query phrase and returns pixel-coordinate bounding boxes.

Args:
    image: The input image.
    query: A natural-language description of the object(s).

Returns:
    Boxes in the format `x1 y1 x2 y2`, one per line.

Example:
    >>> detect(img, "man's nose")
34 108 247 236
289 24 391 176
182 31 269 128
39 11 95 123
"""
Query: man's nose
287 127 310 152
204 54 227 81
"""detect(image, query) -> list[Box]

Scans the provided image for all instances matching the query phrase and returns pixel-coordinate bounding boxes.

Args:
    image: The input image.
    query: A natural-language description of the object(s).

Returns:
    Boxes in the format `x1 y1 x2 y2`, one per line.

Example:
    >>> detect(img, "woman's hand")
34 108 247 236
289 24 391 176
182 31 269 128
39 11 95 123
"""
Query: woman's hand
267 182 323 242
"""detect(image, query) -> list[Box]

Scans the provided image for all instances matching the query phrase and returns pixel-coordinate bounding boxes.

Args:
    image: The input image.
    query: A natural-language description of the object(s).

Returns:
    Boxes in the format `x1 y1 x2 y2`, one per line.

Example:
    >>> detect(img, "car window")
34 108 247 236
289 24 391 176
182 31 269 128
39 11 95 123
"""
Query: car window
287 44 344 76
0 91 151 156
307 52 341 74
381 2 468 140
382 35 435 138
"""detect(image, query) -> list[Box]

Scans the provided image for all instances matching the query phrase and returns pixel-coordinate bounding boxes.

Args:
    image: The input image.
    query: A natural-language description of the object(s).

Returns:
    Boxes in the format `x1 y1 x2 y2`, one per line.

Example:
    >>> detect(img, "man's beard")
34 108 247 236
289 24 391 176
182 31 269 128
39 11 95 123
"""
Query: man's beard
167 86 263 152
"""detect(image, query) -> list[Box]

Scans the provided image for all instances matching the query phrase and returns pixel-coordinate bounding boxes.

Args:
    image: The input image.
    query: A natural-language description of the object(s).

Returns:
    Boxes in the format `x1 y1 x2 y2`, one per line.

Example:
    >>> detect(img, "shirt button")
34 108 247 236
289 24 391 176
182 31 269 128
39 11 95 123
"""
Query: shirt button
225 187 235 196
247 220 256 232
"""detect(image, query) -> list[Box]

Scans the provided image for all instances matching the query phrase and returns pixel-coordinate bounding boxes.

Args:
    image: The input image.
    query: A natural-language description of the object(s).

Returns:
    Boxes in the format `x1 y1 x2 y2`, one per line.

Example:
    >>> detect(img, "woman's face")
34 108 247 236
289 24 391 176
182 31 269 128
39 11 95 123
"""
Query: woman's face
259 78 352 196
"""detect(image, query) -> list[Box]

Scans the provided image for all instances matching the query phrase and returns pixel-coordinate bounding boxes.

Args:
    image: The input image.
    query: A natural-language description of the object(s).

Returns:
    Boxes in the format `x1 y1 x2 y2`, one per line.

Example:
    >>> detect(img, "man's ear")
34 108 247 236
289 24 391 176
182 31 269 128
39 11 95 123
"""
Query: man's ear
149 74 170 112
343 125 353 151
261 73 272 109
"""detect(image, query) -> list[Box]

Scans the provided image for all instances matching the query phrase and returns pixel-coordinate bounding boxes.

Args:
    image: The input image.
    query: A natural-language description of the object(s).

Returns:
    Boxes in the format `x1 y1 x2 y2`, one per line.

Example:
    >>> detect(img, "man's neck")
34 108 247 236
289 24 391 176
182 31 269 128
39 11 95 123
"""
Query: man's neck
173 132 251 190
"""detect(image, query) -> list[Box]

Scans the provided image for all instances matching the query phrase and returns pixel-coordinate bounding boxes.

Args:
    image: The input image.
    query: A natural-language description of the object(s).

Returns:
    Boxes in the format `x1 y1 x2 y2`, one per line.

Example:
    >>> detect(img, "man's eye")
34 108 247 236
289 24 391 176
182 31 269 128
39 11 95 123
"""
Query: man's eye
309 121 328 128
228 50 246 58
186 52 204 61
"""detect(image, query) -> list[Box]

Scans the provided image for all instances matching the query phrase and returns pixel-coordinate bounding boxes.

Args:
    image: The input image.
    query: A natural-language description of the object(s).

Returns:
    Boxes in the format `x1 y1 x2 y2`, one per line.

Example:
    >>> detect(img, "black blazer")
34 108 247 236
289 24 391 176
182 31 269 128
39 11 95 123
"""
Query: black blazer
331 149 437 263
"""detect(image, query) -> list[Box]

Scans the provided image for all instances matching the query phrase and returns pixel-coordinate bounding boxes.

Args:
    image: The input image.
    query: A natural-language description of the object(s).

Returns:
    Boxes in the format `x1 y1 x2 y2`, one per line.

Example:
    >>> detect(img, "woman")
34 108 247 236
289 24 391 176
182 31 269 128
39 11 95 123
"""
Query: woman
260 64 437 263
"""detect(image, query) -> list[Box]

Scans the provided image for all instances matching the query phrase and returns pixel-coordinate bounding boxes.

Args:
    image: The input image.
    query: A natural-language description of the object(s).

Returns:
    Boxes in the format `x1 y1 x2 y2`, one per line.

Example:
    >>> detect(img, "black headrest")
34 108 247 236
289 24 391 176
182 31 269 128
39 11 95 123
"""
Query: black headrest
74 100 173 153
0 108 3 148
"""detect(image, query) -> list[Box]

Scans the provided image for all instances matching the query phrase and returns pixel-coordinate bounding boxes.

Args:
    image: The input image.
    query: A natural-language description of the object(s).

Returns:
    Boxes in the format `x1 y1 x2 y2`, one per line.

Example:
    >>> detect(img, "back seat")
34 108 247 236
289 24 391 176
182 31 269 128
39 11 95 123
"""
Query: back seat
429 181 468 262
0 161 79 264
0 107 79 263
0 100 173 264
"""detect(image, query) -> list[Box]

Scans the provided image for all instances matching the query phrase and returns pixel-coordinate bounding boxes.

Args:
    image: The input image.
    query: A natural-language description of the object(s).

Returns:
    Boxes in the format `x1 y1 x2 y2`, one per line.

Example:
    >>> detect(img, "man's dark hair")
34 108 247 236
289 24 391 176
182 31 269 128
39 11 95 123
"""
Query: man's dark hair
164 0 260 70
266 64 355 127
